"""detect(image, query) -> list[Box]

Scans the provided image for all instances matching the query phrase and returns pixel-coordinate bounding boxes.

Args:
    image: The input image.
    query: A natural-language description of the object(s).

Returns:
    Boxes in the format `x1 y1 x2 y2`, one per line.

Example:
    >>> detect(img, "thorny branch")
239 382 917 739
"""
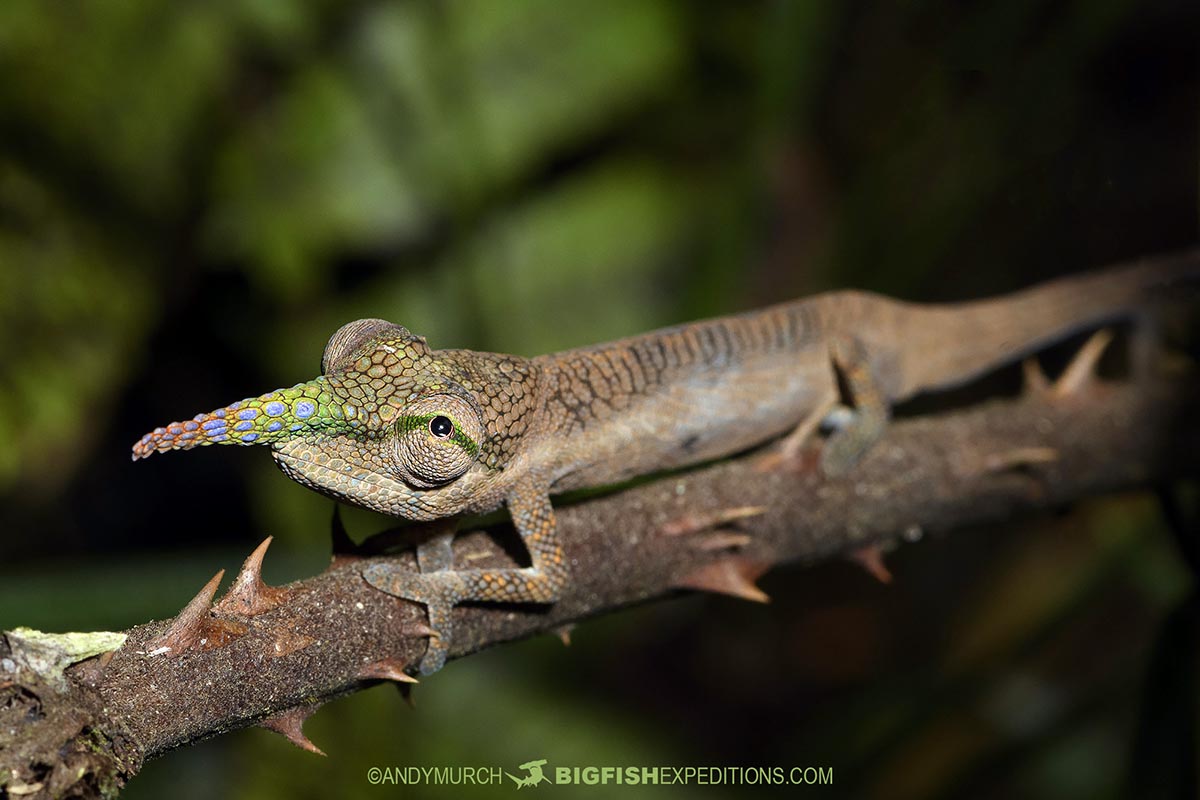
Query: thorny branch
2 367 1198 798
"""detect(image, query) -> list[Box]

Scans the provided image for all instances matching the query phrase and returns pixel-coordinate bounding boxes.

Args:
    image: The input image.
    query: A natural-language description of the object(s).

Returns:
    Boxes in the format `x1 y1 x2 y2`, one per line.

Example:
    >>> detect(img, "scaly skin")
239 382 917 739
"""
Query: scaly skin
132 254 1196 673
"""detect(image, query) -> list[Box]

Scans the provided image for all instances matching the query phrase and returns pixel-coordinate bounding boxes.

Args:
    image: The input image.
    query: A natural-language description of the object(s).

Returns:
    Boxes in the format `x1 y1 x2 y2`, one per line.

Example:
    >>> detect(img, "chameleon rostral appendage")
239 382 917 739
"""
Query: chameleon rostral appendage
132 255 1196 674
131 377 346 459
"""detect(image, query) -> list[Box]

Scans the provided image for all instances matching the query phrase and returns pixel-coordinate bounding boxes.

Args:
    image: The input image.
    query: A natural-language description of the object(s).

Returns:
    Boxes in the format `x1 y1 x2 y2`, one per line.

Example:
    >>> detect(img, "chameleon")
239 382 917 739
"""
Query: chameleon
132 254 1196 674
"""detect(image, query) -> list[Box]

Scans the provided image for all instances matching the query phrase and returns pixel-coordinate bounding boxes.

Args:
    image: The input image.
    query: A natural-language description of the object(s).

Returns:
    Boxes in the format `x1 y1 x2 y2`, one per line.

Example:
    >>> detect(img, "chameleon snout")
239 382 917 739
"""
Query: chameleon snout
131 377 341 460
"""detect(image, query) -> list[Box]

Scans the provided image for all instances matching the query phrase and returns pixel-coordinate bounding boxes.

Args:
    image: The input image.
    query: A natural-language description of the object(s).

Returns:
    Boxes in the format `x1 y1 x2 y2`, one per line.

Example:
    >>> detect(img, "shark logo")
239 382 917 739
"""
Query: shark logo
506 758 550 789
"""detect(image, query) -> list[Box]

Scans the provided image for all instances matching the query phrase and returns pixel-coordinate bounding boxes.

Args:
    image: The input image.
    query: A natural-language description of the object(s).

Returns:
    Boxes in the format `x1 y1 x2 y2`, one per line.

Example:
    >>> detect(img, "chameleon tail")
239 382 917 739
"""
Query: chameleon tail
131 377 347 460
881 248 1200 400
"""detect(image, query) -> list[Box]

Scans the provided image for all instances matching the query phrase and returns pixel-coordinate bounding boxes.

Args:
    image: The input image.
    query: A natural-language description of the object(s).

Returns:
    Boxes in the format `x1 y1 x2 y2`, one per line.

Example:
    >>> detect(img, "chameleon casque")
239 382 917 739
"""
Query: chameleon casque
133 256 1195 674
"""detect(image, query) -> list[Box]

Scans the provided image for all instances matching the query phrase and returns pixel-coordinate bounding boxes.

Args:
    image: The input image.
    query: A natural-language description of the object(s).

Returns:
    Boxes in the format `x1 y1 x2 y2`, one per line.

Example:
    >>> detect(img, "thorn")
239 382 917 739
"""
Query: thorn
984 446 1059 473
180 570 225 622
850 544 893 584
695 532 753 551
551 624 574 647
660 506 766 538
328 505 363 569
145 570 247 655
213 537 290 616
1052 329 1114 397
359 657 419 684
260 705 326 756
1022 357 1050 394
675 557 771 603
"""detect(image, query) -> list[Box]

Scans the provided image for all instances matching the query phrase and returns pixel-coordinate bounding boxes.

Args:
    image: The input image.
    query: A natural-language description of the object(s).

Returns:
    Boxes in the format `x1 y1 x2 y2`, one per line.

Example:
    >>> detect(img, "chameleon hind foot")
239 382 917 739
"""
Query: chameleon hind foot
819 403 888 475
756 380 841 473
362 529 461 675
820 337 891 476
764 335 891 476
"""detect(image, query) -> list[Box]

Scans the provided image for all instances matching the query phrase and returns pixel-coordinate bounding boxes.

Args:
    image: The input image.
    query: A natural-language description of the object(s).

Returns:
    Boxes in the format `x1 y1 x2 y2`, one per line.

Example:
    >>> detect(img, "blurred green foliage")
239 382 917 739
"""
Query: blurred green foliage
0 1 1194 798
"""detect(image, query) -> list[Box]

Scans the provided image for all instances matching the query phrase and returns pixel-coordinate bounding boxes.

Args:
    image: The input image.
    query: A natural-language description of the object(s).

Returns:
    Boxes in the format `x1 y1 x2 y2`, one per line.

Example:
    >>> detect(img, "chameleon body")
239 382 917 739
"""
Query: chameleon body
132 256 1195 673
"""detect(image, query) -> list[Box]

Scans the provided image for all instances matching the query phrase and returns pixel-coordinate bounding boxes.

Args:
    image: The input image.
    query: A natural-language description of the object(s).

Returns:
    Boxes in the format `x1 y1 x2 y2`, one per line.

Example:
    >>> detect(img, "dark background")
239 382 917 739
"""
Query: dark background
0 2 1195 798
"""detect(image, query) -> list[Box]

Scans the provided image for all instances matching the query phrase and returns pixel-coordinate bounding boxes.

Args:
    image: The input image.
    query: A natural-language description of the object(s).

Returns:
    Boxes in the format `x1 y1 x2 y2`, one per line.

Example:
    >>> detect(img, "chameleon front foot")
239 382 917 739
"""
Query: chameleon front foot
362 561 460 675
362 529 461 675
364 488 568 675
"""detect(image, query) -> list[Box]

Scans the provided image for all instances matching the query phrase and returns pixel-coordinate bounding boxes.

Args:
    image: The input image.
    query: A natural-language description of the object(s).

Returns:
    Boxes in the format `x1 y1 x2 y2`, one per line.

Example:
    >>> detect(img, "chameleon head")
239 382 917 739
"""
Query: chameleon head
131 319 494 520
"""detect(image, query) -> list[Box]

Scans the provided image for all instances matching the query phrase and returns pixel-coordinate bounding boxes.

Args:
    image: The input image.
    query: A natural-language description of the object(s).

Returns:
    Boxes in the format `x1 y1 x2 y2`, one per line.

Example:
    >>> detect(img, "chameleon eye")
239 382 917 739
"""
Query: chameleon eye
393 395 483 488
429 415 453 438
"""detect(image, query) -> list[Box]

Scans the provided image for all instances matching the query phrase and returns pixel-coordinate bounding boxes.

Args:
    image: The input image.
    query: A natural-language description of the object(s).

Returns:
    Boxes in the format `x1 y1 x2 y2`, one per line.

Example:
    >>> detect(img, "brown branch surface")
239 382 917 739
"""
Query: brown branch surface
2 374 1197 797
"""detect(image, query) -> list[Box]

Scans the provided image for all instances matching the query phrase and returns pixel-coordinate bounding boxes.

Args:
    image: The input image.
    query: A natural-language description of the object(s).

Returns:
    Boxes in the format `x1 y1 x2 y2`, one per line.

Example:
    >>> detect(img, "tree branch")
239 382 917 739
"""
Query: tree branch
2 371 1197 797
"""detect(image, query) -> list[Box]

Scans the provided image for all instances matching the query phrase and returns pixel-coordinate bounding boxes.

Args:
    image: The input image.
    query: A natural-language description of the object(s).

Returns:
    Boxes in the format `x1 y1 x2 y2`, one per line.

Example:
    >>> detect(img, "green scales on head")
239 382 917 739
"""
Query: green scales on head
127 319 496 525
132 379 344 454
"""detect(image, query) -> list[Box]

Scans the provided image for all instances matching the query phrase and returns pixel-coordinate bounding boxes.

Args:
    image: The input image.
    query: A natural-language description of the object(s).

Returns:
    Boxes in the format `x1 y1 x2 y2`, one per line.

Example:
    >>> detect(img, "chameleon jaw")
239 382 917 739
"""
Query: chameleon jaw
270 435 509 523
270 440 446 522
